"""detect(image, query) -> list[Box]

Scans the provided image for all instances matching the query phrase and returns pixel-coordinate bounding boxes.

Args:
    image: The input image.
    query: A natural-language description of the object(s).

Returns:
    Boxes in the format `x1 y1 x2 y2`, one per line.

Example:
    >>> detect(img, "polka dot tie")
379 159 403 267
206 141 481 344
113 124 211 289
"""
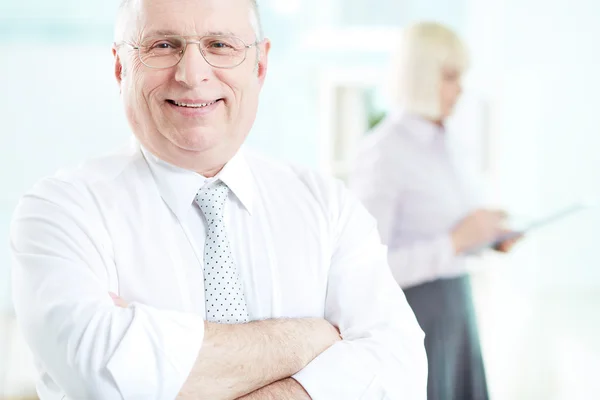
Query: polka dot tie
195 181 249 324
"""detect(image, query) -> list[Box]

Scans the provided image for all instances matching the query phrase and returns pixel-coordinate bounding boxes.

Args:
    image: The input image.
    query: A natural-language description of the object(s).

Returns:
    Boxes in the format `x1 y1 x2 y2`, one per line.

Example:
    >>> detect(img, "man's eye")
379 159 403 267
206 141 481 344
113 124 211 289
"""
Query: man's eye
209 41 234 49
153 42 174 49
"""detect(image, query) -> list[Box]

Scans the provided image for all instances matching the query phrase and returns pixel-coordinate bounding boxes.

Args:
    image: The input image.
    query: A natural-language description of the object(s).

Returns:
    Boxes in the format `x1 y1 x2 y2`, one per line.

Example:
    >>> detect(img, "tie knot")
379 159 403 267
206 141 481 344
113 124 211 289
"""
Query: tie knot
195 181 229 224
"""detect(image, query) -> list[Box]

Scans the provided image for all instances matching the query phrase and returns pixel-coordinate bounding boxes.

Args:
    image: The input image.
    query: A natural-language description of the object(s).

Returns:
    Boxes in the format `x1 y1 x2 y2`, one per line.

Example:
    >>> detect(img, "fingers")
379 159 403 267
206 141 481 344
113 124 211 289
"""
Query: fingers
491 210 508 220
475 208 507 218
475 209 508 229
109 292 129 308
489 210 509 232
496 233 524 253
495 239 513 253
496 239 508 251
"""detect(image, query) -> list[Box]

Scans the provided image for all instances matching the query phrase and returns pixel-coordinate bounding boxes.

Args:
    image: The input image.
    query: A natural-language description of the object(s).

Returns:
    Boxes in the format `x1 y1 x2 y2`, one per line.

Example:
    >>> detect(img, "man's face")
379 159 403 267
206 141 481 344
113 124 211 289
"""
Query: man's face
114 0 270 174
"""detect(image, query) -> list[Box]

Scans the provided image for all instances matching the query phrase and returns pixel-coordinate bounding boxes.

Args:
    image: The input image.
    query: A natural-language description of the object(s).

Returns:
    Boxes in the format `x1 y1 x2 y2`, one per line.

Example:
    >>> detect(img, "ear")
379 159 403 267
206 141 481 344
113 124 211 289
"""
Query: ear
112 45 124 87
256 39 271 88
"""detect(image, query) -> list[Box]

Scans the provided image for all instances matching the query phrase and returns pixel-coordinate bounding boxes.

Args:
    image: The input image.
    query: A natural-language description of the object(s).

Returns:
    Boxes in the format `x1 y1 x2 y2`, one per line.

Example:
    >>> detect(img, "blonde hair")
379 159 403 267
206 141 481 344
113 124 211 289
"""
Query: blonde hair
392 21 469 120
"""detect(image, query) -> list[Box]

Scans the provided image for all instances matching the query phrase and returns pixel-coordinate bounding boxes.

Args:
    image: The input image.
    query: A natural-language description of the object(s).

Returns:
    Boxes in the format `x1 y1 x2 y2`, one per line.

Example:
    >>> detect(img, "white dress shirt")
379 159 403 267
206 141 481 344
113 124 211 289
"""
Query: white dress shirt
349 112 481 289
10 139 427 400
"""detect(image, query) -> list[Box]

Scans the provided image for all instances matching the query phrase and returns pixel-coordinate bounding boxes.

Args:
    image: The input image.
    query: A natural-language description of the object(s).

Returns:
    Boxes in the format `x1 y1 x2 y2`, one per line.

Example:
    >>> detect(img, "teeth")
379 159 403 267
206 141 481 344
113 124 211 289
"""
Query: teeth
173 100 217 108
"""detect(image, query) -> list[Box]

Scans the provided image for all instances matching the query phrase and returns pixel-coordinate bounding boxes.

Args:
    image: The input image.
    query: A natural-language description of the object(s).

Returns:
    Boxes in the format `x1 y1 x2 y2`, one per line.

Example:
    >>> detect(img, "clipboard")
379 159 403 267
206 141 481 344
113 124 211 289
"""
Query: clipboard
470 199 595 253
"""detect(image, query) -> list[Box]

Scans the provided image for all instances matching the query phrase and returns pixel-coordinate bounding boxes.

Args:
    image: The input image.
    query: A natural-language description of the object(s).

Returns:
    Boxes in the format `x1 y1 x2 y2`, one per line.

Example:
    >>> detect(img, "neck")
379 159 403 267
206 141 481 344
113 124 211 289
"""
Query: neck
141 140 231 178
424 117 445 129
198 164 226 178
175 152 228 178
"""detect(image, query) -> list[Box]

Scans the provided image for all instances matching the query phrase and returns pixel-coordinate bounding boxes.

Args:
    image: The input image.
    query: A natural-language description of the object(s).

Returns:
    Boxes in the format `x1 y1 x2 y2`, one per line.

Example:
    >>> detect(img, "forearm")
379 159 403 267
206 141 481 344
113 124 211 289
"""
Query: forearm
178 318 334 400
236 378 311 400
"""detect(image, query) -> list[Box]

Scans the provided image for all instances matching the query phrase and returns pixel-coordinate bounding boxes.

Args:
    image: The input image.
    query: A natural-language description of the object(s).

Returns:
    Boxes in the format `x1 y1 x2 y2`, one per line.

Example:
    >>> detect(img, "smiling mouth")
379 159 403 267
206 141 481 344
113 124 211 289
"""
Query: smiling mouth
166 99 222 108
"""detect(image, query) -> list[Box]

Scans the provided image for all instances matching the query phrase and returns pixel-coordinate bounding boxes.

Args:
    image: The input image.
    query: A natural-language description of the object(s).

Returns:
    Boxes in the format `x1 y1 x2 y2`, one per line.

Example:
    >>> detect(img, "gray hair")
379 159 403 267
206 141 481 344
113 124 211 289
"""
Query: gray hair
116 0 263 41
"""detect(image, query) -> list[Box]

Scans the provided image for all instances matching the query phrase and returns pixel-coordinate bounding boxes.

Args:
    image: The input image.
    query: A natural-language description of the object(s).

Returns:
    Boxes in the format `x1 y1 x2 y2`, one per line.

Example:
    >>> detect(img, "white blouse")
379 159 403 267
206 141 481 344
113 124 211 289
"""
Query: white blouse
350 112 482 289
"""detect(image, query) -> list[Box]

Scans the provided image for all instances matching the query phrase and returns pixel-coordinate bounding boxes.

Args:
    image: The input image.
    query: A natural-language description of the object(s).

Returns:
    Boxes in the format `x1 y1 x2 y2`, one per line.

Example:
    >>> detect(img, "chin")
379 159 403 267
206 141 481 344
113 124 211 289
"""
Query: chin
442 106 456 119
169 127 224 152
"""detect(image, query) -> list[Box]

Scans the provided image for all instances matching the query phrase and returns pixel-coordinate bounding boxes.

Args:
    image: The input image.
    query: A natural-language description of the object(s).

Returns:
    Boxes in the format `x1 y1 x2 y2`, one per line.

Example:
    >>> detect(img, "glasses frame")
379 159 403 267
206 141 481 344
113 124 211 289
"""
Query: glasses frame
114 34 261 69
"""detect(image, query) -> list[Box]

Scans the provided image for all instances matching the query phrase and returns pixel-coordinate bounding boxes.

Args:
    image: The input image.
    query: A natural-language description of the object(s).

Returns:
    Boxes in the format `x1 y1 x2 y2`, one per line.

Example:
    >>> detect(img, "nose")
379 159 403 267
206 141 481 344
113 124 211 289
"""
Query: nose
174 42 213 87
455 80 463 96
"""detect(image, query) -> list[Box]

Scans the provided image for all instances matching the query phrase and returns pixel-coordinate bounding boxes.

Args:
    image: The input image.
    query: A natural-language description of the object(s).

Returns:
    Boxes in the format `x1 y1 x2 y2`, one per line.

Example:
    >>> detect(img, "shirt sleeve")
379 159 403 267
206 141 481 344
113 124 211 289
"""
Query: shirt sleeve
292 180 428 400
10 177 205 400
387 235 464 288
348 146 465 289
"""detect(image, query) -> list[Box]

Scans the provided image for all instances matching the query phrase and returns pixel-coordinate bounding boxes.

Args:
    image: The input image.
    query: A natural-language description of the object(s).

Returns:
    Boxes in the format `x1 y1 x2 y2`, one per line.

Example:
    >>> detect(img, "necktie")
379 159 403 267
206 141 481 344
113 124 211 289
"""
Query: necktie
195 181 249 324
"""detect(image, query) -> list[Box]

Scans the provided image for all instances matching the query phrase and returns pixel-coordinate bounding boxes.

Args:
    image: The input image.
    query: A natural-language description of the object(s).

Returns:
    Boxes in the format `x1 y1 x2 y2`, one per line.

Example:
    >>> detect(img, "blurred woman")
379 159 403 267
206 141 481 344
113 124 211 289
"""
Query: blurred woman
349 22 519 400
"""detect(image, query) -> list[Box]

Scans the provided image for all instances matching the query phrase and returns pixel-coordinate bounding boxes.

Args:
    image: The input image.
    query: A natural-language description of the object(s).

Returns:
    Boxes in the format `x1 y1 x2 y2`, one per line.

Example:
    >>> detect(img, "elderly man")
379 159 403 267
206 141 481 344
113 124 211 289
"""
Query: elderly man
10 0 426 399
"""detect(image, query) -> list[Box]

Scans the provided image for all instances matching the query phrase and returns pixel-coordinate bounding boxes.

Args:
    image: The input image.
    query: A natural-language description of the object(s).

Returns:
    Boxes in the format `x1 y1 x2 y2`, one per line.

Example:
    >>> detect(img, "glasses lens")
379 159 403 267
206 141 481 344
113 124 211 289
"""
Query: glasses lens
200 35 247 68
138 36 185 68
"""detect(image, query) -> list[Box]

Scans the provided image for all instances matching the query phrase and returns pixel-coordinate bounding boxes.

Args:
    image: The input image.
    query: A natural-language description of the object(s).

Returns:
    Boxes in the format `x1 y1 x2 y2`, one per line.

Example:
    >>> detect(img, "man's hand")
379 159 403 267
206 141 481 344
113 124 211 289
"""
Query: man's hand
109 292 128 308
452 209 507 254
236 378 311 400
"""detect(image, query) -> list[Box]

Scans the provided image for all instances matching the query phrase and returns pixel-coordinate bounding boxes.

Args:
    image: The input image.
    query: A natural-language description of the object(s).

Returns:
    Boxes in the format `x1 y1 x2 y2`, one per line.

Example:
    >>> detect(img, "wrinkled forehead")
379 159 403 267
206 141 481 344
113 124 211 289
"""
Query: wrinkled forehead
117 0 256 41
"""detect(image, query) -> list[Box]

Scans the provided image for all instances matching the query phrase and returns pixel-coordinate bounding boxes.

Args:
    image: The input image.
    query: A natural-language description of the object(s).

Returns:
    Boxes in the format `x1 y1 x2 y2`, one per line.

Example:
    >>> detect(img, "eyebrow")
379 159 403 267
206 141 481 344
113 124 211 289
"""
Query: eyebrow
143 29 239 37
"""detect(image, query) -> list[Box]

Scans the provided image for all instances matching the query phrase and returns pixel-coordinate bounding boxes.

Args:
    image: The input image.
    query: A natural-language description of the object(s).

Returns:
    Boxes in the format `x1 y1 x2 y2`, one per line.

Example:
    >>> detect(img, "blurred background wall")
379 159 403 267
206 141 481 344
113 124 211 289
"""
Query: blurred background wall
1 0 599 398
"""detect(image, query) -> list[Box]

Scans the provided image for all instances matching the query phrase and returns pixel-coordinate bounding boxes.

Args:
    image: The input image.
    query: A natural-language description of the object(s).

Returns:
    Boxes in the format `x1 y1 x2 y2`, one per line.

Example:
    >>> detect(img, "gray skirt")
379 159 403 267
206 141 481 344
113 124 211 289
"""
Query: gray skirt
403 276 489 400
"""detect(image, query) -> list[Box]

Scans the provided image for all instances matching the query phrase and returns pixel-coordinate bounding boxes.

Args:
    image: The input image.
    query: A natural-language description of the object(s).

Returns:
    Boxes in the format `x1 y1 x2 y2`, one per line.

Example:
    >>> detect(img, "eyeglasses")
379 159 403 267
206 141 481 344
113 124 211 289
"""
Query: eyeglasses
115 34 260 69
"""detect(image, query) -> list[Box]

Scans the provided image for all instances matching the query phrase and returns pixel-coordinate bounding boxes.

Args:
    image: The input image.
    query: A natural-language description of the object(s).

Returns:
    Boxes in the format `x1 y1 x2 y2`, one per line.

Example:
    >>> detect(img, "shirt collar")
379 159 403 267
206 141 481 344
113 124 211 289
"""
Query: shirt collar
217 148 254 216
140 144 254 221
392 111 446 146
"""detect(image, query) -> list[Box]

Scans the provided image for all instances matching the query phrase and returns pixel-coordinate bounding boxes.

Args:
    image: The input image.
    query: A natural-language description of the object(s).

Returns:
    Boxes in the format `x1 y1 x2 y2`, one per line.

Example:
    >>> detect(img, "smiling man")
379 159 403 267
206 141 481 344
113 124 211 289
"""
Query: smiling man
10 0 427 399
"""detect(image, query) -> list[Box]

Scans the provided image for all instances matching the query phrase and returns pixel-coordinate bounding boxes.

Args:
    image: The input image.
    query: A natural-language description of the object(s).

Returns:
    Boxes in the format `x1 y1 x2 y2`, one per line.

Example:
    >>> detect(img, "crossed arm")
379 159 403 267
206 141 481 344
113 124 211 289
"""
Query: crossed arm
103 213 428 400
10 181 337 399
237 378 310 400
172 316 338 399
110 294 325 399
11 177 427 400
176 318 337 399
